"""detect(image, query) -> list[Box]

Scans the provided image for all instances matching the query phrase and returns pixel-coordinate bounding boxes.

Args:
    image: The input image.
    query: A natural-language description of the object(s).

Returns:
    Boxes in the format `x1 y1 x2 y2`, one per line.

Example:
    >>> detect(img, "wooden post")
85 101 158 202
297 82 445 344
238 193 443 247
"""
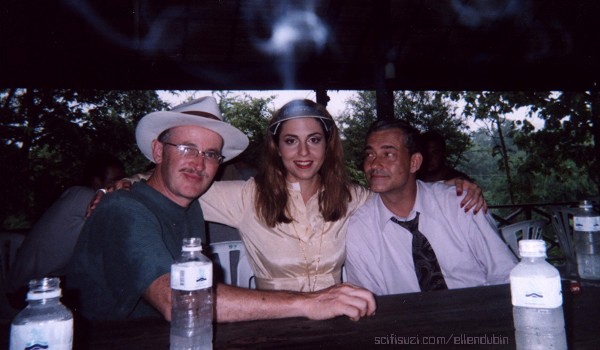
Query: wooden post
373 0 394 120
315 88 330 107
591 90 600 195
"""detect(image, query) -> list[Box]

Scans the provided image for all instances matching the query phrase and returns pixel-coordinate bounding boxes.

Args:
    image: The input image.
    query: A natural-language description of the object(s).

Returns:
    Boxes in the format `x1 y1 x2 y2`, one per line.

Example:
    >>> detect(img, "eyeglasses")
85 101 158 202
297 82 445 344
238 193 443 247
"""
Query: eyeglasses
162 142 225 164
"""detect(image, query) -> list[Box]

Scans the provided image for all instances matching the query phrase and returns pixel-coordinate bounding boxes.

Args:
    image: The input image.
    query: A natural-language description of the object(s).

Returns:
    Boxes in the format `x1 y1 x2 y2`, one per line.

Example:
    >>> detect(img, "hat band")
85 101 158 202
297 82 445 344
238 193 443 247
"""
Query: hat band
181 111 220 121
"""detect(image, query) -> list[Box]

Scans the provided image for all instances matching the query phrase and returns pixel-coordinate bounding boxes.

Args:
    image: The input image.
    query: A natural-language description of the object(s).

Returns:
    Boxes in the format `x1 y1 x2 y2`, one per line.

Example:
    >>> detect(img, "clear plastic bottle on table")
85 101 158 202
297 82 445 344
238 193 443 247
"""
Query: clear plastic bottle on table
510 239 567 350
10 277 73 350
170 237 213 350
573 199 600 280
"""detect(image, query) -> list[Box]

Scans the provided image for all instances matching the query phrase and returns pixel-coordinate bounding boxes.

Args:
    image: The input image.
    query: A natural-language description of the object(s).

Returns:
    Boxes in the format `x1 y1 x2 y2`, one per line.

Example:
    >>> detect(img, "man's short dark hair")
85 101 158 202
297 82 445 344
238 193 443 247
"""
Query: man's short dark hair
365 119 422 155
83 154 124 185
421 130 447 154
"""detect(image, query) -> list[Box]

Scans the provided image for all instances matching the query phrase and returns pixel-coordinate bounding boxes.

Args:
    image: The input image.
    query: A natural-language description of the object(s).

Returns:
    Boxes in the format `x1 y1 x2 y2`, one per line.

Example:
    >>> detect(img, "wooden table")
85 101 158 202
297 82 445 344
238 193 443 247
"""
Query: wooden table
2 283 599 349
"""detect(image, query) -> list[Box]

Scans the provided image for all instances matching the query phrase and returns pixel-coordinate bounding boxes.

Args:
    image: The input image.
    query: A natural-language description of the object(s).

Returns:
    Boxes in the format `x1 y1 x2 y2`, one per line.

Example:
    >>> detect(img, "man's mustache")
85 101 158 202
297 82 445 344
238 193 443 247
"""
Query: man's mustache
367 169 388 177
180 168 209 178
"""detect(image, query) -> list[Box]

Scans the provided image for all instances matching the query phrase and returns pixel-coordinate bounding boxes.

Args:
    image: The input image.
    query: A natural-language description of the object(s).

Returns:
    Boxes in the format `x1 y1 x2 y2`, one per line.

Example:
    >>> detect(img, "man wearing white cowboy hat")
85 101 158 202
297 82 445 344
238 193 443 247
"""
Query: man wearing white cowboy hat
68 96 375 322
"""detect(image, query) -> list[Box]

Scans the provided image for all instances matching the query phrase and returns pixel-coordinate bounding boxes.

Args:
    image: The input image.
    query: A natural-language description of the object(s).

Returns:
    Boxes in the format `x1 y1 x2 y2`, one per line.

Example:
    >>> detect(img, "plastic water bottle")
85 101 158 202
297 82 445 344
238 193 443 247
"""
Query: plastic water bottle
510 240 567 350
573 200 600 280
10 277 73 350
170 237 213 350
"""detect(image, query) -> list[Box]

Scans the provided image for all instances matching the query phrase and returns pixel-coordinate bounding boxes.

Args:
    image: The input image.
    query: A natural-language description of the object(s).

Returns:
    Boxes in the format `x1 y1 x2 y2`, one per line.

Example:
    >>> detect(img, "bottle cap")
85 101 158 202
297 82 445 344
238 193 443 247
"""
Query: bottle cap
181 237 203 252
518 239 547 258
27 277 62 300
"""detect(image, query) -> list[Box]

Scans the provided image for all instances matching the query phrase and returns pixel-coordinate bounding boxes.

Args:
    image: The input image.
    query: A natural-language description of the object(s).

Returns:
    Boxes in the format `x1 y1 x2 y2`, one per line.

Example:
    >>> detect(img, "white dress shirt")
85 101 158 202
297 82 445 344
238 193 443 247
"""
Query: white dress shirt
345 180 518 295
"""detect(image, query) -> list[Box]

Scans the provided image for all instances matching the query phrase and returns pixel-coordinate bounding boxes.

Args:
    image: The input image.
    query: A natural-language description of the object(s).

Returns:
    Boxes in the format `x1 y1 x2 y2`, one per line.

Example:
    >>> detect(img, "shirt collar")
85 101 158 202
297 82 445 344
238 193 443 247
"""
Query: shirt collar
374 180 424 231
289 182 301 192
413 180 426 213
286 175 323 194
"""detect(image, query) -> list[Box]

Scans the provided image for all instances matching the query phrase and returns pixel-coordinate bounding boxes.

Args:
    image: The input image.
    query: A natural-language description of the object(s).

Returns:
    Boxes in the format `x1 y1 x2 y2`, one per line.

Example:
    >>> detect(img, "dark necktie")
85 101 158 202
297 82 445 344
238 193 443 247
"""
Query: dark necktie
391 212 448 291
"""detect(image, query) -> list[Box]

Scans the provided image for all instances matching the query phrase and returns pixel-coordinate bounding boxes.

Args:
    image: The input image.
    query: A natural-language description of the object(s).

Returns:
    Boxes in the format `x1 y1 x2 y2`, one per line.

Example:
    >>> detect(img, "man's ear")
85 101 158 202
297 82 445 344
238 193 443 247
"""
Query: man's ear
409 152 423 174
151 140 163 164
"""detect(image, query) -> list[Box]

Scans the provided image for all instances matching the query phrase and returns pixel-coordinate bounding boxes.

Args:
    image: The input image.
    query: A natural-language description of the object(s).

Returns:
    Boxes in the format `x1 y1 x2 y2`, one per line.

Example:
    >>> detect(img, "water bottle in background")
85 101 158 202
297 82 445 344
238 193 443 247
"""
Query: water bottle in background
573 199 600 280
510 239 567 350
10 277 73 350
170 237 213 350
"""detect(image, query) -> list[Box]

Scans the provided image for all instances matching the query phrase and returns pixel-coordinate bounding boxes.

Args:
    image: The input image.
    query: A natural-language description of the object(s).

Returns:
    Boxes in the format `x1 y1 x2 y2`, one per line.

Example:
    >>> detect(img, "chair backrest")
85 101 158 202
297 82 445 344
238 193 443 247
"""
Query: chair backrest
550 206 578 278
0 232 25 282
499 219 548 257
209 241 255 289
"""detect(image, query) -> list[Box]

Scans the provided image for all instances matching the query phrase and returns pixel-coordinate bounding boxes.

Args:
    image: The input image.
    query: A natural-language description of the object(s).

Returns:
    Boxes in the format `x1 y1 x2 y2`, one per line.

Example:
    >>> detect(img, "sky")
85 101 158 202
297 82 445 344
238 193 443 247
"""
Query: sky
158 90 356 117
158 90 543 131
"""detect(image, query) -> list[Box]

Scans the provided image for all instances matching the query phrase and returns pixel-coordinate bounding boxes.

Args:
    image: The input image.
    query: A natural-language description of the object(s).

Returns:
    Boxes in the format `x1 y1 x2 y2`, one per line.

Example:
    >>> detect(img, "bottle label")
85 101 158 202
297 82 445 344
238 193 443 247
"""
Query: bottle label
171 261 212 290
10 319 73 350
574 216 600 232
510 275 562 308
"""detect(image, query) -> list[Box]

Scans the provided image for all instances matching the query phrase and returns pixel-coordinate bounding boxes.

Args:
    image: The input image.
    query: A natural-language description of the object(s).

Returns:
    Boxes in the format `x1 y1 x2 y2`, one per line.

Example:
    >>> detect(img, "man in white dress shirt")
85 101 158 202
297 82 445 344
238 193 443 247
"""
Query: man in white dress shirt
345 119 517 295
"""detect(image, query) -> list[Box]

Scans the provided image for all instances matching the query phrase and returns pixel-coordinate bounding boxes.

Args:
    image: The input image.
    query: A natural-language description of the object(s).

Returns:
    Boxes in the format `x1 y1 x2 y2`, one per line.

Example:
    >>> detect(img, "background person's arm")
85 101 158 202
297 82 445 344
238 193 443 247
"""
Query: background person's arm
86 171 151 216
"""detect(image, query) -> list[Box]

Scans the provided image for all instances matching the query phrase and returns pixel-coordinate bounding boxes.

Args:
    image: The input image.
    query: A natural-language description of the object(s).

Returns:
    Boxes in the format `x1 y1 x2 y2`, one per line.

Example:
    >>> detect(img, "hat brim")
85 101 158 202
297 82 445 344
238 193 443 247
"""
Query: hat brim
136 111 249 163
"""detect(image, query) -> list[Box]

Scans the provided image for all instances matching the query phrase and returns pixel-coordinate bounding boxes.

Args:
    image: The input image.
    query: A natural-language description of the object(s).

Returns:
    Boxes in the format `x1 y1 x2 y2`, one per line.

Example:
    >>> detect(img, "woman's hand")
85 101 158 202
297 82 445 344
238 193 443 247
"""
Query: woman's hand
86 179 133 217
445 178 487 214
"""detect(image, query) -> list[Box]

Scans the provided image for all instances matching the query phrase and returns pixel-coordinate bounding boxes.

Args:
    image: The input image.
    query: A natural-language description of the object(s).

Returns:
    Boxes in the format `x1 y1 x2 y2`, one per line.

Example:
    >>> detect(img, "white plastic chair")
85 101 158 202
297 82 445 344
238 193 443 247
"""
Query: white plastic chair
209 241 255 289
499 219 548 257
550 207 578 278
0 232 25 283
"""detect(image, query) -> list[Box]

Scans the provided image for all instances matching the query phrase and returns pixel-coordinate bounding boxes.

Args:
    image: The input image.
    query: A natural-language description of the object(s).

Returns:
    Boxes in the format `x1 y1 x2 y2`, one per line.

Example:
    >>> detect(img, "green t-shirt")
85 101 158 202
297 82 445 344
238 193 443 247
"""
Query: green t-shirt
67 180 206 320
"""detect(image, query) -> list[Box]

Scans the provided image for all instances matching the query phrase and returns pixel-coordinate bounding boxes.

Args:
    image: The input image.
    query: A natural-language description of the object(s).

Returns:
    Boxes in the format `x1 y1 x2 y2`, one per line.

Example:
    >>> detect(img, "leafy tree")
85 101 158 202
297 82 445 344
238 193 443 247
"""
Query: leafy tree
216 91 274 167
456 90 599 203
464 119 526 206
450 91 524 204
0 89 167 229
509 91 600 198
337 91 378 185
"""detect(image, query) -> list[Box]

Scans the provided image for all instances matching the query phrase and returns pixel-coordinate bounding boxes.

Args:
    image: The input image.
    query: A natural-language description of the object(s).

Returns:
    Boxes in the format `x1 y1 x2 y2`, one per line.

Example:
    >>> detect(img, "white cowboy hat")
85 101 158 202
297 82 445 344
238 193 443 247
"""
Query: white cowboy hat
136 96 249 162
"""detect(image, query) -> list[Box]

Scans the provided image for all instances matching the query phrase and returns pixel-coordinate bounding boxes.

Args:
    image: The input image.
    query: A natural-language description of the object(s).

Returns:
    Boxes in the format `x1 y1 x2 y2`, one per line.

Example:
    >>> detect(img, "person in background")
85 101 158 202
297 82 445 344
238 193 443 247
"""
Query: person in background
67 96 376 322
345 119 517 296
7 154 125 292
217 156 258 182
418 130 473 183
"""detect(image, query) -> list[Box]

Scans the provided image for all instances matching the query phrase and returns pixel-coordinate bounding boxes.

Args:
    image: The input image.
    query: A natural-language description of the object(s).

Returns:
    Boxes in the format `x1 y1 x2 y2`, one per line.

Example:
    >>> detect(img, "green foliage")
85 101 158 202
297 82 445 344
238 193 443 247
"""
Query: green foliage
338 91 378 179
510 91 599 195
0 89 167 229
2 88 598 230
216 91 274 166
462 91 599 205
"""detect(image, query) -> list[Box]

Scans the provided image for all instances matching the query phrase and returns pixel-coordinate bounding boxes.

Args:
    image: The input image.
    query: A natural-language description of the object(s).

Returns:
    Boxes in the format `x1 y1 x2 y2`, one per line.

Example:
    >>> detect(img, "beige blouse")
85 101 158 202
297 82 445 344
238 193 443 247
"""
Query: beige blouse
200 179 371 292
